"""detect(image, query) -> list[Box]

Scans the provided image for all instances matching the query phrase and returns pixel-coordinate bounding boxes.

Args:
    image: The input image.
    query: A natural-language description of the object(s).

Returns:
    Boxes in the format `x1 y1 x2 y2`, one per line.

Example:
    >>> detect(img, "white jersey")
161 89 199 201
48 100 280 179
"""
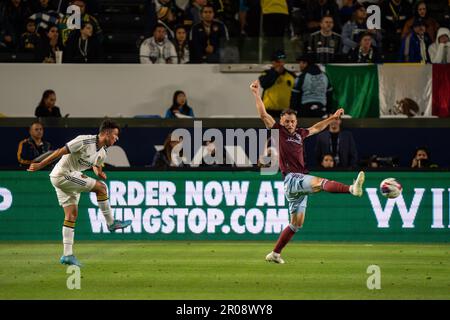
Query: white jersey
50 135 107 177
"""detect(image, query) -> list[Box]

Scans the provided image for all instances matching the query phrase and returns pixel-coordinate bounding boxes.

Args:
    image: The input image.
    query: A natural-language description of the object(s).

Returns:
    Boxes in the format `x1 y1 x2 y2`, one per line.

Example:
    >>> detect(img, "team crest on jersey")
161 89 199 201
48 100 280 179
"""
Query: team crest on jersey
287 133 302 145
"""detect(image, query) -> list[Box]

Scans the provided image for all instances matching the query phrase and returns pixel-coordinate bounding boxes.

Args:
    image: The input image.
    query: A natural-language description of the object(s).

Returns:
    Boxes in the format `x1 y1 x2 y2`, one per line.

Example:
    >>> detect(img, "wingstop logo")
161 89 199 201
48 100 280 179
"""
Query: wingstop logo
0 187 13 212
367 188 450 228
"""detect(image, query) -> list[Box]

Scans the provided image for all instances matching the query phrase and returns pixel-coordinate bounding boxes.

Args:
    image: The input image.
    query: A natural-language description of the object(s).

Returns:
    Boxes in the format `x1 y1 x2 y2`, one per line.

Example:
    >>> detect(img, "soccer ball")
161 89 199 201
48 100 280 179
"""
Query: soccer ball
380 178 402 199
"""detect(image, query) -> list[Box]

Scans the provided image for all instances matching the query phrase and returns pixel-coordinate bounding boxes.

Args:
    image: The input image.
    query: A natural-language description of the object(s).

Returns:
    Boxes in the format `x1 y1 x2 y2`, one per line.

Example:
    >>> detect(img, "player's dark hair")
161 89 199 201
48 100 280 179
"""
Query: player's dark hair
280 109 297 117
38 89 56 108
29 120 43 129
99 119 120 134
414 146 429 158
321 153 334 161
201 4 215 13
321 15 334 22
360 32 373 41
154 23 167 32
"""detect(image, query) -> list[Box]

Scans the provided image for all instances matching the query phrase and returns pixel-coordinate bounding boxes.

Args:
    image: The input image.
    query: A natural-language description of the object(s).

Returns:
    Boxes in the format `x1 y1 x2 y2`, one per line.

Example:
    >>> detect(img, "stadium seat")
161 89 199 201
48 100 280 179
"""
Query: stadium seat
98 14 146 32
103 33 146 53
0 52 35 63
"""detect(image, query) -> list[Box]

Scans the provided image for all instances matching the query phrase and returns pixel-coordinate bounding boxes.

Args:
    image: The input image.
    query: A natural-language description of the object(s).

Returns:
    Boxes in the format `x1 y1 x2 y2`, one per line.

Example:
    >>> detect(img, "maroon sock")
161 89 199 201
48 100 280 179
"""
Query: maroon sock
273 225 296 254
322 180 350 193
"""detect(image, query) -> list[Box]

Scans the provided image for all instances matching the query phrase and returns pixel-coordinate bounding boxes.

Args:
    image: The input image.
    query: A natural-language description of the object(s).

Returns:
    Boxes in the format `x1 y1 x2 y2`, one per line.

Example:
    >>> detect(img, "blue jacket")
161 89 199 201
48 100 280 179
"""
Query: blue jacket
315 130 358 168
165 105 194 118
400 32 431 62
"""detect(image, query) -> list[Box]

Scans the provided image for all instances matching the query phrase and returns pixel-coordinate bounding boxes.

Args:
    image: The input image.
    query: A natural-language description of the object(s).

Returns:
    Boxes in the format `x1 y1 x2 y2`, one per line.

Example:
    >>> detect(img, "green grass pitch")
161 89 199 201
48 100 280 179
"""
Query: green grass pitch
0 241 449 299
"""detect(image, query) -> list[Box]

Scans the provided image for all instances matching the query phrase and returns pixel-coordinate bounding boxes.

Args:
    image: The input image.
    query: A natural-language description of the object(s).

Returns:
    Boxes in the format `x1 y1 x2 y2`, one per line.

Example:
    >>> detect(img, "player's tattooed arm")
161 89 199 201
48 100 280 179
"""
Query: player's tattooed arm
27 146 69 171
93 165 107 180
307 108 344 136
250 80 276 129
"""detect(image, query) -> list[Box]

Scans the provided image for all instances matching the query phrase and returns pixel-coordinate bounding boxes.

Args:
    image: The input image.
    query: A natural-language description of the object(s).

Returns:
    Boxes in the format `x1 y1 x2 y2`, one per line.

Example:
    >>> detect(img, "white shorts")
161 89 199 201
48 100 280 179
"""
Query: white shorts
50 172 97 207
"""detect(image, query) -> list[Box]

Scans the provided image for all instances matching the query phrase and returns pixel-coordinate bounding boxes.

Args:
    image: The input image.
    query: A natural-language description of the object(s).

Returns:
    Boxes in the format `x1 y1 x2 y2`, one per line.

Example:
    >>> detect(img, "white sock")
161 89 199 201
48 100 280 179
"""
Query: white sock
98 199 114 225
62 225 74 256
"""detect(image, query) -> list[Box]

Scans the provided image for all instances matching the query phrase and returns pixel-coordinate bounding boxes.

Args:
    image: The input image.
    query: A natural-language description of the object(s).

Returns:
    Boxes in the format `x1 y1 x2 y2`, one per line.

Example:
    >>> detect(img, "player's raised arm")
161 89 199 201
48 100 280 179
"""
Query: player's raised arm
250 80 276 129
27 146 69 172
307 108 344 137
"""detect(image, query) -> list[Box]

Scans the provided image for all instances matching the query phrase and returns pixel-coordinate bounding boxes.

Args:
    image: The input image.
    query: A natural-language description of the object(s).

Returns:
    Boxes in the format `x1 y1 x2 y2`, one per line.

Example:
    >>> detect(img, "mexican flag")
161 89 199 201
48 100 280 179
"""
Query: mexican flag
432 64 450 118
325 64 379 118
378 64 432 117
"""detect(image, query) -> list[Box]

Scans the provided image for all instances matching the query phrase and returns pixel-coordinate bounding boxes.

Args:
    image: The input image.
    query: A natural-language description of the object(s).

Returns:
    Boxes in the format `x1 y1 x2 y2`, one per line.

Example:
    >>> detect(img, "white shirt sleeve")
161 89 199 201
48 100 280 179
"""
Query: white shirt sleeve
140 39 152 64
65 136 85 154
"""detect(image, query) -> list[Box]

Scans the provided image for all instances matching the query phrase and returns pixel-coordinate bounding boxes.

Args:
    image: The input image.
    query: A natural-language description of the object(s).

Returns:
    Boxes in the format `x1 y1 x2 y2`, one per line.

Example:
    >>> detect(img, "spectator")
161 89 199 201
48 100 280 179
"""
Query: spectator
17 120 52 166
341 3 381 55
400 19 431 63
261 0 289 55
340 0 356 26
289 0 307 41
290 55 333 118
258 49 296 118
30 0 56 14
34 89 62 117
368 155 379 168
411 146 438 168
165 90 195 118
59 0 103 46
28 0 64 30
200 138 226 167
19 19 40 52
189 0 207 25
239 0 261 37
63 21 102 63
0 12 15 51
381 0 413 58
401 1 439 43
320 153 335 168
154 0 187 31
315 116 358 168
172 25 190 63
152 134 185 169
347 32 381 63
428 27 450 63
35 24 61 63
214 0 240 37
305 15 342 63
140 23 177 64
189 4 229 63
306 0 341 34
0 0 31 46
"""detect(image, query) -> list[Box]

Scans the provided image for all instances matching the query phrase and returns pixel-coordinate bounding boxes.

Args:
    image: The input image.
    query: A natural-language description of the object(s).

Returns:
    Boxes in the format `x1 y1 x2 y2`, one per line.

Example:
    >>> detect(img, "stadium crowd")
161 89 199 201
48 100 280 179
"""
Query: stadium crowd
1 0 450 63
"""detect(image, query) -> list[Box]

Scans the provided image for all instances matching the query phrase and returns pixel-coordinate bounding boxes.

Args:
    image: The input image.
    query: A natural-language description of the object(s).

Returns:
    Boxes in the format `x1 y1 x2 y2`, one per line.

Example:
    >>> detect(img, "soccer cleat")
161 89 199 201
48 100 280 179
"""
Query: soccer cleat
265 251 285 264
350 171 365 197
60 255 82 267
108 219 132 232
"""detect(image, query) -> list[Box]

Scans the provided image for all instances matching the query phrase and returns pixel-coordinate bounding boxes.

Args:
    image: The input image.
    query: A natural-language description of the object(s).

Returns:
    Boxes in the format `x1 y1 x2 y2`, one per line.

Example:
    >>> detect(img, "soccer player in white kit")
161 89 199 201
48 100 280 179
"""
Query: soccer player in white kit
27 119 132 267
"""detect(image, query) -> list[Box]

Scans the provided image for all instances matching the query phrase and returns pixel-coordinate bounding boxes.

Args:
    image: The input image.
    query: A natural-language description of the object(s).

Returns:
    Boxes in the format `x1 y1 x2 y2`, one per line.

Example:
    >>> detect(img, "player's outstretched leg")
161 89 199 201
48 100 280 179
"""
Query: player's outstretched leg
60 204 82 267
266 212 305 264
92 181 132 232
319 171 365 197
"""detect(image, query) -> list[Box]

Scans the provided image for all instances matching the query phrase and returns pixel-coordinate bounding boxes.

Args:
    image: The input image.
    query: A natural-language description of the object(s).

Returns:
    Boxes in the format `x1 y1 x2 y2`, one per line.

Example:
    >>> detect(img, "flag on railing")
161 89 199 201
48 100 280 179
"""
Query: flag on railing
325 64 379 118
432 64 450 118
378 64 432 117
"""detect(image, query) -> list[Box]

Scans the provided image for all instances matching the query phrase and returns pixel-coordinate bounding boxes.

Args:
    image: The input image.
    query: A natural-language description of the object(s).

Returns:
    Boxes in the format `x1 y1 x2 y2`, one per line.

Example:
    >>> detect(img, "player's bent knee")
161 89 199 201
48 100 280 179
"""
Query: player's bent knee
311 177 324 193
94 181 108 196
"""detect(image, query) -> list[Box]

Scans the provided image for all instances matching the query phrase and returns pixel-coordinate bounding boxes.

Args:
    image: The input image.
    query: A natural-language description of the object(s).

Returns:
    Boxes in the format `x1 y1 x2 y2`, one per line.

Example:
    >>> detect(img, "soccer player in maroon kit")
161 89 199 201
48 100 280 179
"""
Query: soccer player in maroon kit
250 80 365 264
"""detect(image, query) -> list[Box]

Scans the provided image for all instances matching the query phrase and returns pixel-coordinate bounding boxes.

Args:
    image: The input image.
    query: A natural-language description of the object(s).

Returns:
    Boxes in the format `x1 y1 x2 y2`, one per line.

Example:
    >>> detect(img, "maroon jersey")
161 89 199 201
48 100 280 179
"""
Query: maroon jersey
272 122 310 177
